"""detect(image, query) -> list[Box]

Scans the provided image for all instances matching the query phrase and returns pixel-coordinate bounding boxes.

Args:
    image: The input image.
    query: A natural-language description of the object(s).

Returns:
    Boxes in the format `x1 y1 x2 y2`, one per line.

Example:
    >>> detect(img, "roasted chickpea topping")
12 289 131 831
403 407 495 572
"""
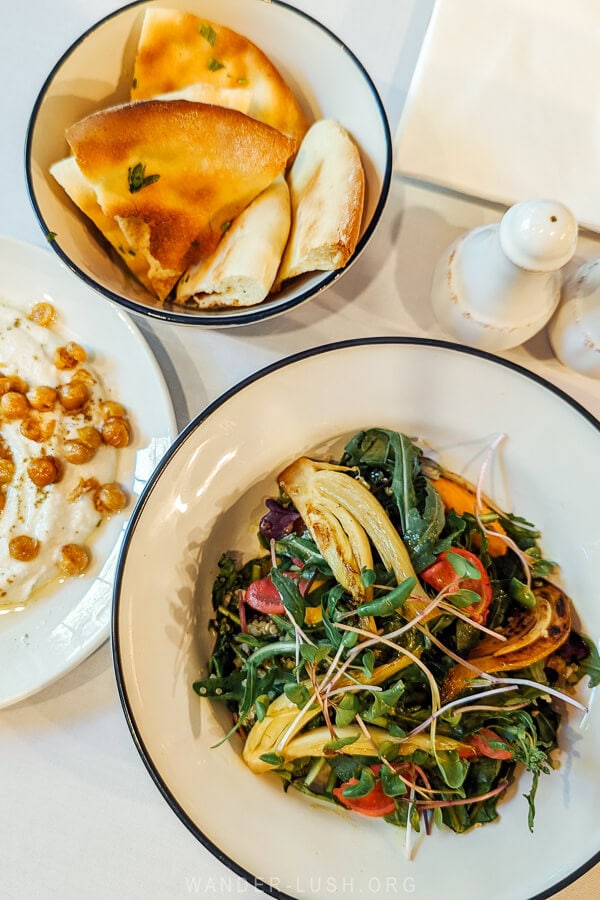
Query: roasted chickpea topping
0 458 15 484
27 455 62 488
20 415 56 443
100 400 126 418
0 490 5 513
54 342 87 370
9 535 40 562
101 416 130 448
68 477 100 502
63 439 96 465
57 381 90 411
70 368 96 386
94 482 127 514
57 543 90 576
28 385 57 411
0 374 28 395
20 416 44 443
78 426 102 449
1 391 30 419
28 302 56 327
0 436 13 460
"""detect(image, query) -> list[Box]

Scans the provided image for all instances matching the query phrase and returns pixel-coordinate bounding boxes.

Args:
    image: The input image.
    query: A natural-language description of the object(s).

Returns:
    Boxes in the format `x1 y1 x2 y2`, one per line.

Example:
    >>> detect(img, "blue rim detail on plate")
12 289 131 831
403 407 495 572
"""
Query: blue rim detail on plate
24 0 393 327
111 336 600 900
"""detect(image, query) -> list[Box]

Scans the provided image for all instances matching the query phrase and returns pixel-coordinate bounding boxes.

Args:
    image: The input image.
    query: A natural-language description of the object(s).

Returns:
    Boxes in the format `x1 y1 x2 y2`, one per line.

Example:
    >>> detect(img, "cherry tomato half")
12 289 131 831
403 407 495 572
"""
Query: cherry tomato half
420 546 493 625
460 728 513 761
244 570 310 616
333 768 396 818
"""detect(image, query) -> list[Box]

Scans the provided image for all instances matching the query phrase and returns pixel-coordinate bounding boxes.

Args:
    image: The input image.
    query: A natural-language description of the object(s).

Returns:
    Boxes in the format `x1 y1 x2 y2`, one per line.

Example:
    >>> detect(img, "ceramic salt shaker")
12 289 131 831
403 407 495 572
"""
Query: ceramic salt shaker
548 259 600 378
430 199 578 352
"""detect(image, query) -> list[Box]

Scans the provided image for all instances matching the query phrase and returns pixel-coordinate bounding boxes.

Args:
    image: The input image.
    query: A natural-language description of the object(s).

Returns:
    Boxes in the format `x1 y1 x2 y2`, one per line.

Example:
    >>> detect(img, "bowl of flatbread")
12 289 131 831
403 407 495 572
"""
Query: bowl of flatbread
26 0 392 326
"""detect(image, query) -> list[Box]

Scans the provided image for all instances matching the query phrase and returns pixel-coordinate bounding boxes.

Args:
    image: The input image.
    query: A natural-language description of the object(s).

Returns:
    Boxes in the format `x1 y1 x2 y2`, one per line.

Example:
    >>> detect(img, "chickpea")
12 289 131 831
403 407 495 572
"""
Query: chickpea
28 385 57 411
1 391 30 419
54 342 87 370
0 438 11 460
0 374 28 395
0 458 15 484
94 482 127 514
28 302 56 327
57 381 90 411
0 490 5 514
20 415 56 443
70 368 96 386
63 440 96 465
9 535 40 561
78 426 102 449
57 543 90 576
67 477 99 503
101 416 130 448
27 455 62 488
100 400 126 418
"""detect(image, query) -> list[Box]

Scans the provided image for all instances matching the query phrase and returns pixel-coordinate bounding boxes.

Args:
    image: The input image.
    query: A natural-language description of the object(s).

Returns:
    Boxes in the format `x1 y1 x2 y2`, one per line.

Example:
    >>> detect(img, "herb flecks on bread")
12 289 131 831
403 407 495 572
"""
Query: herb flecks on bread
131 8 309 153
57 100 294 300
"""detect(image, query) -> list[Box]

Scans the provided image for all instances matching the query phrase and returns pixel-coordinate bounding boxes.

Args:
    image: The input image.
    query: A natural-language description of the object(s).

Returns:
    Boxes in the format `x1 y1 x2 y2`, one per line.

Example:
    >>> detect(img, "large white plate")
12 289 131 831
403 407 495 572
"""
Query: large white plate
0 234 176 707
113 339 600 900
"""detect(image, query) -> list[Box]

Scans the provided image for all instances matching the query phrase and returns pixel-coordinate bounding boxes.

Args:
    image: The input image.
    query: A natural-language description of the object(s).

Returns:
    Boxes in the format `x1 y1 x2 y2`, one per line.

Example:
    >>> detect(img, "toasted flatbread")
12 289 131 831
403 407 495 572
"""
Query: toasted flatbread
64 99 295 297
176 174 291 308
131 8 309 151
49 155 157 295
275 119 365 287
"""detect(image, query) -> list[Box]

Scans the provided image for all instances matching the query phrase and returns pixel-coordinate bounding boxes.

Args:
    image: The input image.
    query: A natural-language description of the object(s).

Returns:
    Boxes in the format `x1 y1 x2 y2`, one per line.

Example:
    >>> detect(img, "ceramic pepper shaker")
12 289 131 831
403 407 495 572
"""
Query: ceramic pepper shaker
548 259 600 378
430 199 578 352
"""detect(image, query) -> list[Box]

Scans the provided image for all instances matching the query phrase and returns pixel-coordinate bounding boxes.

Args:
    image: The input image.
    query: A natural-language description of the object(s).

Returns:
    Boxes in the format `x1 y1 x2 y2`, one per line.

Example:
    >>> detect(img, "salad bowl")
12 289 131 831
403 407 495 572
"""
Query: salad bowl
112 338 600 899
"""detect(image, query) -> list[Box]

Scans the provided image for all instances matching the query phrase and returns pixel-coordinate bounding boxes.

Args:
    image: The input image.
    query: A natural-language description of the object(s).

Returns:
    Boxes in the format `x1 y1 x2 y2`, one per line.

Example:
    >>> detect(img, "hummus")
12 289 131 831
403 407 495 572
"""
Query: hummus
0 300 128 608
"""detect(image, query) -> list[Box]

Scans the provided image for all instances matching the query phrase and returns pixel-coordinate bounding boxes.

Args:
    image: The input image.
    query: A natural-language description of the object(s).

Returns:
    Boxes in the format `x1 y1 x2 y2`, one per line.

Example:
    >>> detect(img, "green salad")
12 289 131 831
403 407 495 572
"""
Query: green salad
194 429 598 841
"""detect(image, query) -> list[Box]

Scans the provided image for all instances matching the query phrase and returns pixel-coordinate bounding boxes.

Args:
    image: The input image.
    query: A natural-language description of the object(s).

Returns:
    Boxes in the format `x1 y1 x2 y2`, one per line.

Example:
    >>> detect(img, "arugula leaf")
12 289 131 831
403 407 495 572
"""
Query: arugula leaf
275 534 330 573
342 429 445 571
320 604 343 651
270 566 306 625
576 635 600 688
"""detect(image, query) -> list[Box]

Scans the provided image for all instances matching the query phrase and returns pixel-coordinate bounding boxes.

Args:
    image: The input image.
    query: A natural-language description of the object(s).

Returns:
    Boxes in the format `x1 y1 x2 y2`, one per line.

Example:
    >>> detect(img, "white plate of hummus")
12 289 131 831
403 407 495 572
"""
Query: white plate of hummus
0 234 176 707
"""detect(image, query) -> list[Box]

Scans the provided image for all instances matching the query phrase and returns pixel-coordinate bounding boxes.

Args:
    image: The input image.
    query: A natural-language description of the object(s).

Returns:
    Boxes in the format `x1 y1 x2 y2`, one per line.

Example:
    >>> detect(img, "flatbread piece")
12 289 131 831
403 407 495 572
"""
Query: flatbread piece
131 8 309 151
63 99 295 298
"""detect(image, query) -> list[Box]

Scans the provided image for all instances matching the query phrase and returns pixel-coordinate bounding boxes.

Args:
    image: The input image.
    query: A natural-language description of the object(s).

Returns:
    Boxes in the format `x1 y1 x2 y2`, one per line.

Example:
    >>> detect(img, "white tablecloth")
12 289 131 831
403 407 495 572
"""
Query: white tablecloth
0 2 597 898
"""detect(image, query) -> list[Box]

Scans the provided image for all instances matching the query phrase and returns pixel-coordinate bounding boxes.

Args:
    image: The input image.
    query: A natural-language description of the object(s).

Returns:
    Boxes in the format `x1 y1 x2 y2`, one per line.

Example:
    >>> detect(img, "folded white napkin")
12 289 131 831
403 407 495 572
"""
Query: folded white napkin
394 0 600 232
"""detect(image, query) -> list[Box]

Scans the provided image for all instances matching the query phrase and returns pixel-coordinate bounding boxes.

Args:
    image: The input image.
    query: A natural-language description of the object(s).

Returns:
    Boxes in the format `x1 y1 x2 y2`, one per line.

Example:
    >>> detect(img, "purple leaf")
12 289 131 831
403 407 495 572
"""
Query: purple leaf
259 499 304 541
